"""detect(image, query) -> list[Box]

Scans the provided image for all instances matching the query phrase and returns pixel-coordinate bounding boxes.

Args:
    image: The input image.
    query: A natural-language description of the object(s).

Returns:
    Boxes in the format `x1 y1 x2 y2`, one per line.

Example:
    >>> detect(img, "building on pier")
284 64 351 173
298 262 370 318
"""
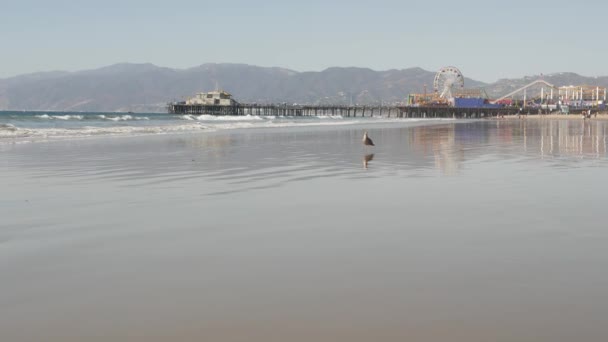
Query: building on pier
185 90 238 106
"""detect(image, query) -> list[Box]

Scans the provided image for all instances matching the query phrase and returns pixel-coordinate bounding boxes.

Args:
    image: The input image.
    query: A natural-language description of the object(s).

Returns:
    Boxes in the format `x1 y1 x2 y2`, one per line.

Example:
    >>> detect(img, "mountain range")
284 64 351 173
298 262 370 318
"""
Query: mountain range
1 63 607 112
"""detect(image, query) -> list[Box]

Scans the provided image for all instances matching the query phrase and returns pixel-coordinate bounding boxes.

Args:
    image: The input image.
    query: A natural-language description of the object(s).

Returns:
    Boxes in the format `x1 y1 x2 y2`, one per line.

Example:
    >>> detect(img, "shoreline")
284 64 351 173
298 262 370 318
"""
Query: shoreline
0 117 455 145
490 113 608 120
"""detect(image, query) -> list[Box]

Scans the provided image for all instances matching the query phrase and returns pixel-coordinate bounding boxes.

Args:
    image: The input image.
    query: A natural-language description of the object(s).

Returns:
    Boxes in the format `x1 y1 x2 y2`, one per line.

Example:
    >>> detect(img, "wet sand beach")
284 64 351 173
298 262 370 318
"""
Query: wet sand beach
1 119 608 342
495 113 608 120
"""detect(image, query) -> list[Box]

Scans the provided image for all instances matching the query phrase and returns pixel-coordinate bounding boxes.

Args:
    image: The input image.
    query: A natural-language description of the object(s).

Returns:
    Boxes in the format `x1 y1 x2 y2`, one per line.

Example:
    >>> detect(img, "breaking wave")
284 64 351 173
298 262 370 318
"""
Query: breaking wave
35 114 84 120
0 123 208 140
32 114 149 121
98 115 149 121
179 114 266 121
0 123 17 131
1 111 450 143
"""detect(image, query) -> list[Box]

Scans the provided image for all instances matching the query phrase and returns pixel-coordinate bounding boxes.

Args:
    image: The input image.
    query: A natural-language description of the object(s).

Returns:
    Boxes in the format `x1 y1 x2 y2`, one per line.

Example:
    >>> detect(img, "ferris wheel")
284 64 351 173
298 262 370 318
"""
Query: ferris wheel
434 66 465 99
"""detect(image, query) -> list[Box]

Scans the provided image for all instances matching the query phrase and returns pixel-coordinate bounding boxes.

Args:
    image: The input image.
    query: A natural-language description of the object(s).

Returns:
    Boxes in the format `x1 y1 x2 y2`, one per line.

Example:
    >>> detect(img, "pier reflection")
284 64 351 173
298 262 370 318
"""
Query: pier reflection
408 124 465 175
406 119 608 174
508 119 608 158
531 120 608 158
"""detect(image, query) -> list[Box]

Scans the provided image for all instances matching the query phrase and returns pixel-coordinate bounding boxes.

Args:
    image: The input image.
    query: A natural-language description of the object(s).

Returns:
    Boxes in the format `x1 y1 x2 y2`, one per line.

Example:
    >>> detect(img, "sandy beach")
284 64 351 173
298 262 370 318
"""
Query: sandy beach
494 113 608 120
2 119 608 342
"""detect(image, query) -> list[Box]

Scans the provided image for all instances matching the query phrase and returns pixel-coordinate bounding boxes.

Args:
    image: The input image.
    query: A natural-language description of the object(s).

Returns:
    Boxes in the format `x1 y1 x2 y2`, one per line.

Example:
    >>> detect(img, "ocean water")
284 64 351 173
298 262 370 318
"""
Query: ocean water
0 111 419 142
1 116 608 342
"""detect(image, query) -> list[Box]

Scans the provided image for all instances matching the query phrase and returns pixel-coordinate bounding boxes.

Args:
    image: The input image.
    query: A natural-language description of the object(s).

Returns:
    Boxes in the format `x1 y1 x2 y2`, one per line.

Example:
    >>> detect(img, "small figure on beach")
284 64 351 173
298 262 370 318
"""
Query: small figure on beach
362 131 374 147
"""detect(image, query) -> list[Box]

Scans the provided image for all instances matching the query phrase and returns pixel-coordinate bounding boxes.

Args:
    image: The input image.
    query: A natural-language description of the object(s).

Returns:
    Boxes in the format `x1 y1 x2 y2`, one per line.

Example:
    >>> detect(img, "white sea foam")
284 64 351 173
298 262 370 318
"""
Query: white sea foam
35 114 84 120
0 123 208 140
0 116 452 143
54 115 84 120
106 115 130 121
0 123 17 131
0 124 26 138
179 114 351 122
97 115 149 121
316 115 344 119
196 114 265 121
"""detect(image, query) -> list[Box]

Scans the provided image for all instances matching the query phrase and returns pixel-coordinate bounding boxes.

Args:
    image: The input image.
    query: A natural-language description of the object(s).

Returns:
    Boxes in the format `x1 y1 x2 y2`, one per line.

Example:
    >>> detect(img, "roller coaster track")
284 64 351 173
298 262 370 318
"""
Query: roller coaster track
492 80 558 103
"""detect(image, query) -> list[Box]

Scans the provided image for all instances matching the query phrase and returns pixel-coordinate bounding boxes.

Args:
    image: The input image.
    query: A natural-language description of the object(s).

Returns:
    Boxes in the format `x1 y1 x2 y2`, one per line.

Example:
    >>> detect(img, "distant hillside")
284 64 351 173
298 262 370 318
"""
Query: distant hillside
0 63 485 112
1 63 606 112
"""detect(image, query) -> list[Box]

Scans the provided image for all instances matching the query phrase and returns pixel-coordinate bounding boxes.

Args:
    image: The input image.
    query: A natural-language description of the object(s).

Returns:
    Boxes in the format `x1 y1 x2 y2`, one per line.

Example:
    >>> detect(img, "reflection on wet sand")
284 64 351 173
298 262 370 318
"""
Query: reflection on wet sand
533 120 608 158
409 124 465 175
363 153 374 169
2 120 606 195
506 119 608 158
406 120 608 174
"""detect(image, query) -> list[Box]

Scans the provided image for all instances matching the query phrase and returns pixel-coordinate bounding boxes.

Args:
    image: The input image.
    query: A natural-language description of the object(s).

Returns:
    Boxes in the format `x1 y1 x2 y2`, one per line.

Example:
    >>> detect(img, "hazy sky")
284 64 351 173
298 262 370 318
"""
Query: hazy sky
1 0 607 82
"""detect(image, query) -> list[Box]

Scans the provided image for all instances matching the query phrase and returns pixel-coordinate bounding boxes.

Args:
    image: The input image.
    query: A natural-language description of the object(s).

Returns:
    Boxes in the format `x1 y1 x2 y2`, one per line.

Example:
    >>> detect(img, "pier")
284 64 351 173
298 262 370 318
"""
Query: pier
167 103 522 119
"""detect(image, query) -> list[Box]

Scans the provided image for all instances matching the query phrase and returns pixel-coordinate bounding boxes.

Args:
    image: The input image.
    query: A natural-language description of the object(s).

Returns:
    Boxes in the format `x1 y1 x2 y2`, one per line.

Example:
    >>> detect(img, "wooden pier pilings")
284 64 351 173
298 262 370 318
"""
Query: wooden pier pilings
167 103 522 119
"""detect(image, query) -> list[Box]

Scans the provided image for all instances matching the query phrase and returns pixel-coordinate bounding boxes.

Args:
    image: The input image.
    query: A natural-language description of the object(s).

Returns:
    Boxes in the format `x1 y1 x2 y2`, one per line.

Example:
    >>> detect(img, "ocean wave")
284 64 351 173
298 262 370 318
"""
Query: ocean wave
31 114 149 121
177 114 268 121
0 123 208 140
0 123 25 138
98 114 149 121
201 119 366 131
196 114 265 121
54 115 83 120
178 114 351 122
0 123 18 131
0 116 453 142
0 119 355 140
35 114 84 120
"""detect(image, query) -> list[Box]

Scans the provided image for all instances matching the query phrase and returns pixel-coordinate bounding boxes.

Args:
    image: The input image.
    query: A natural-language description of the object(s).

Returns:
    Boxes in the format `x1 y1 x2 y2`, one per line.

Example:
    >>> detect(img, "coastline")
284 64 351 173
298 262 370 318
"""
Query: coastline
492 113 608 120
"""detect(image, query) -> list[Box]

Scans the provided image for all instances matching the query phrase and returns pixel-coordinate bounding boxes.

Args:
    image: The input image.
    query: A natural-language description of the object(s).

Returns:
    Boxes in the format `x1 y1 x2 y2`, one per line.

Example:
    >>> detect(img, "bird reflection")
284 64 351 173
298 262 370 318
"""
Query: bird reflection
363 153 375 169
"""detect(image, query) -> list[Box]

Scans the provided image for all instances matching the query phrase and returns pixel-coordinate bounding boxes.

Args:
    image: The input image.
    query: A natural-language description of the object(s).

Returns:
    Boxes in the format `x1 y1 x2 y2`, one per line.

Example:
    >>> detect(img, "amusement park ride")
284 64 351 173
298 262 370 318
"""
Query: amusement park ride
434 66 465 100
408 66 476 106
408 66 607 111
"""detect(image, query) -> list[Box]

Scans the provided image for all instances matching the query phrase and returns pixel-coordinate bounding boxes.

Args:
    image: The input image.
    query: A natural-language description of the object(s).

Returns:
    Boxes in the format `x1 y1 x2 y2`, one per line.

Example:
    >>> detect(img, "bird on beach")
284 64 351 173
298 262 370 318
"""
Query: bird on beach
362 131 374 147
